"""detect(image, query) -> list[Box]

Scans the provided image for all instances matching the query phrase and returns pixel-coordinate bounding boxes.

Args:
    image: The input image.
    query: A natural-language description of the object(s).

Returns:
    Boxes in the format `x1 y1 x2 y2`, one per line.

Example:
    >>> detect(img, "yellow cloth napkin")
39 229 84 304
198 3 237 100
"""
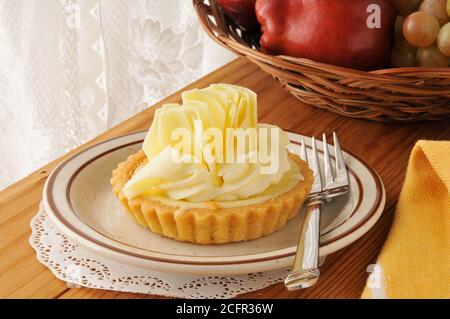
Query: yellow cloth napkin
362 140 450 299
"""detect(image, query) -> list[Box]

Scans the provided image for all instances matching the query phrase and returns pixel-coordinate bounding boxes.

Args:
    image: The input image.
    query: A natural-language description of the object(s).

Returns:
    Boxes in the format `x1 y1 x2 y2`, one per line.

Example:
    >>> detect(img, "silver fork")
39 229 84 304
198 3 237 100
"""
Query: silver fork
284 132 349 290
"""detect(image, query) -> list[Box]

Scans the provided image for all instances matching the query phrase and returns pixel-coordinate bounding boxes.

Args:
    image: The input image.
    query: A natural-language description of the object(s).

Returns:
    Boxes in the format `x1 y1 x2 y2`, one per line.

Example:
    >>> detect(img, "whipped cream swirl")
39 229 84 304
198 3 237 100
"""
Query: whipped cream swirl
123 84 301 203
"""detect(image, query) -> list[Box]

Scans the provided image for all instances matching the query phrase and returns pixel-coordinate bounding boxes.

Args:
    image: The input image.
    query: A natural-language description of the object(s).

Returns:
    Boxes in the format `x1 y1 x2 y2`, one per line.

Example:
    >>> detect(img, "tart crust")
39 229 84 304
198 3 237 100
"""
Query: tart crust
111 150 313 244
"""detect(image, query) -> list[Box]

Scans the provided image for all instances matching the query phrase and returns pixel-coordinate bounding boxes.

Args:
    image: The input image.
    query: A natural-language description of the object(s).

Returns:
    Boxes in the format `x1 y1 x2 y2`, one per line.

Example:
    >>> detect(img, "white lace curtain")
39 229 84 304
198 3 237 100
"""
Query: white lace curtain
0 0 235 190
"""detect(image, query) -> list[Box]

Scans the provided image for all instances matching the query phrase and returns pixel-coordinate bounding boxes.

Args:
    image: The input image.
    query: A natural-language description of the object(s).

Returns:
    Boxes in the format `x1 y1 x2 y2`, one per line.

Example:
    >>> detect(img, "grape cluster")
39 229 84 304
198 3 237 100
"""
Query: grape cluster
392 0 450 67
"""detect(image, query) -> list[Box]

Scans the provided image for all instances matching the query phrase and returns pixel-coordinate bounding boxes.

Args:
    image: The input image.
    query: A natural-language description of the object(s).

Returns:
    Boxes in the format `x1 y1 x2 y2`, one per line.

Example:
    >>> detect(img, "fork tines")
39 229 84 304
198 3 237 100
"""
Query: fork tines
300 132 349 195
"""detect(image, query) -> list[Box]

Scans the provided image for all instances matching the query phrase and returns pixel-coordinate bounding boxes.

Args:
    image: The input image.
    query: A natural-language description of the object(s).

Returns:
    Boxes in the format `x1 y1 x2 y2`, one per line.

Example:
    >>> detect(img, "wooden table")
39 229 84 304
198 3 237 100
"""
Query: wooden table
1 58 449 299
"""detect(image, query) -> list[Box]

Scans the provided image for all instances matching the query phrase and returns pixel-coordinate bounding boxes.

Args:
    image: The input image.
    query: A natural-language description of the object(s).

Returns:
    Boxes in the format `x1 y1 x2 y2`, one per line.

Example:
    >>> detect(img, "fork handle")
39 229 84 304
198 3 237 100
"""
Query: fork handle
284 201 322 290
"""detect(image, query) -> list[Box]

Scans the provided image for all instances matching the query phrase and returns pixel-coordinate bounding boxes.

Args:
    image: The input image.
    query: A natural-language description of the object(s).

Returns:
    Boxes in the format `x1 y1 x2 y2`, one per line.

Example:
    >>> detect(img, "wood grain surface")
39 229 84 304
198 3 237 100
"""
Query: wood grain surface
0 58 449 299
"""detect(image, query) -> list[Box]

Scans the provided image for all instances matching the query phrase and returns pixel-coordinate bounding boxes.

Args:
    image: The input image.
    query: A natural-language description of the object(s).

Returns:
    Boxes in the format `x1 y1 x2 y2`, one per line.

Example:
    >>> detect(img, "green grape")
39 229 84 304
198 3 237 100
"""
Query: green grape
395 0 422 16
417 44 450 66
437 22 450 56
420 0 449 25
403 11 440 47
395 16 406 40
391 41 418 67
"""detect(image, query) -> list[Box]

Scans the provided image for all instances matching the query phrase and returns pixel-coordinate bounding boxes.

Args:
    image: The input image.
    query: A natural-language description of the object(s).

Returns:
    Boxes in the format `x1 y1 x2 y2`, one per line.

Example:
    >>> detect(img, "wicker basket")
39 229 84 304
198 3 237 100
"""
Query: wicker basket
193 0 450 122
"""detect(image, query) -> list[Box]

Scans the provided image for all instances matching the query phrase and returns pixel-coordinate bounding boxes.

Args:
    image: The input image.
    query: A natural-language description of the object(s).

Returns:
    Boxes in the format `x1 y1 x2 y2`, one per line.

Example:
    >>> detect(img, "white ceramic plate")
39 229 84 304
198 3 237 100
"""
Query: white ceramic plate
43 131 385 275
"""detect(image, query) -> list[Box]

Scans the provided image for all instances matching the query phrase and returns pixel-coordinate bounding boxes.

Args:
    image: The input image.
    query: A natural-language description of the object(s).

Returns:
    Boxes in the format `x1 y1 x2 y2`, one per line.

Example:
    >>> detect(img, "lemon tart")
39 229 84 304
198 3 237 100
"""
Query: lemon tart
111 84 313 244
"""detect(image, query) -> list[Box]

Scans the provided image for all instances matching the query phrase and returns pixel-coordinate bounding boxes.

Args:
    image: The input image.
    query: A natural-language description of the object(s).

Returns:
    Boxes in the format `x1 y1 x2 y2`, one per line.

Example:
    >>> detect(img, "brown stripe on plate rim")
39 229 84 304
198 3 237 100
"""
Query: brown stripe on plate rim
45 131 383 266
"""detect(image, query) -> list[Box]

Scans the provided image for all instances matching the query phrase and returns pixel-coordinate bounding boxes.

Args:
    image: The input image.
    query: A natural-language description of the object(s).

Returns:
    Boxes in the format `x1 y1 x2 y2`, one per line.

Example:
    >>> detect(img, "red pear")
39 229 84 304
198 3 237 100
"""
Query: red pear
256 0 397 70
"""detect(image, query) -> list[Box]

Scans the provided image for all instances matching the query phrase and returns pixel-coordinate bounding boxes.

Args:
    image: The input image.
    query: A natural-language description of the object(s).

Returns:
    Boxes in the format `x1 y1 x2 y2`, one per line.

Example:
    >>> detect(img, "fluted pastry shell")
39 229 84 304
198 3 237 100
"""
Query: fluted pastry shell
111 150 313 244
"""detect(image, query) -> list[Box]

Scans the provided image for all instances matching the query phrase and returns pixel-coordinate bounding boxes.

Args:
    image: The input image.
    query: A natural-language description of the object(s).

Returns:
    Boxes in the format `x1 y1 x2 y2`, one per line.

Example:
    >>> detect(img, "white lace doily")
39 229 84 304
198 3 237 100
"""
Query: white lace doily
29 202 291 299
